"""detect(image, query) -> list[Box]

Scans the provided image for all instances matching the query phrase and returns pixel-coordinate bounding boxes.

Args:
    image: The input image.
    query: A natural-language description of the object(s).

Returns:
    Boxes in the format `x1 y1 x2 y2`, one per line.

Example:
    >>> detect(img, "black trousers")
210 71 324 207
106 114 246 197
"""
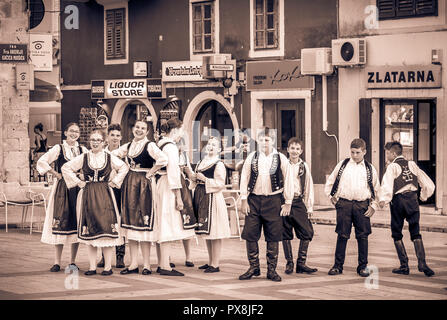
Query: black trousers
335 198 371 239
282 197 314 241
390 191 421 241
241 193 283 242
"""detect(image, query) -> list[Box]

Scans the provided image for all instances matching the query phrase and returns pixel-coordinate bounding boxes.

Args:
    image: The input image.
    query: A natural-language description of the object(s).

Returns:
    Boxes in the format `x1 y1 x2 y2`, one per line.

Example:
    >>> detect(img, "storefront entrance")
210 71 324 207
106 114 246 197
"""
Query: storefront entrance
380 99 436 204
193 99 234 161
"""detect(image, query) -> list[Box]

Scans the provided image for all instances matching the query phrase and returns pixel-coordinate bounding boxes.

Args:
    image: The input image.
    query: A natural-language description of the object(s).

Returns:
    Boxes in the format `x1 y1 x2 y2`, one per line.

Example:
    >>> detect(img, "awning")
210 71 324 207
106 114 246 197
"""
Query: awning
30 77 63 102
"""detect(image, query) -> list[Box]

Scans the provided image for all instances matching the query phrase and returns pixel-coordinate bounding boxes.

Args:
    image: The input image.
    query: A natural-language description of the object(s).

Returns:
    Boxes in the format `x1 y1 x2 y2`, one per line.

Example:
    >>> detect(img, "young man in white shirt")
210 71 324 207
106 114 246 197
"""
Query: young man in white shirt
97 124 126 269
239 127 294 282
324 138 380 277
379 141 435 277
282 138 317 275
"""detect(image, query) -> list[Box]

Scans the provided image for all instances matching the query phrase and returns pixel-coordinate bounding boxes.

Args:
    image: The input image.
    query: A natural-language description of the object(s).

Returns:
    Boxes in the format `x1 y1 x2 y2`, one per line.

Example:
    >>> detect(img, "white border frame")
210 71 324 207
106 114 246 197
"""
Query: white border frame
249 0 284 58
189 0 220 61
103 1 129 65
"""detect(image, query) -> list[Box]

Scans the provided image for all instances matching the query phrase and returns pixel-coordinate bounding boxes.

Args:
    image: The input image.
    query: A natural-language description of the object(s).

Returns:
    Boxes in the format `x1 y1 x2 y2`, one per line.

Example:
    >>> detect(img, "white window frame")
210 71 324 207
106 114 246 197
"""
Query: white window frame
189 0 220 61
249 0 284 58
103 1 129 65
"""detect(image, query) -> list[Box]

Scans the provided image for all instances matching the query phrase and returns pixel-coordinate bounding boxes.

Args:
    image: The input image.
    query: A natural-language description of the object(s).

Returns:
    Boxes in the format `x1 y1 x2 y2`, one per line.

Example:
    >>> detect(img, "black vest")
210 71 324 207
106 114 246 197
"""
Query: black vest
330 158 375 200
393 157 418 195
195 160 219 182
81 152 112 182
125 141 155 169
54 144 84 173
294 160 307 197
247 152 284 193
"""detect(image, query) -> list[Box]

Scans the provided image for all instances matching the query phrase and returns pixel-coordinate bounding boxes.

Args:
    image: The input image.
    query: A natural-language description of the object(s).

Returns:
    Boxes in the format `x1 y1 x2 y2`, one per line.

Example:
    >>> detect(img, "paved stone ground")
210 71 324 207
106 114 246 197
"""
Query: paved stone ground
0 224 446 300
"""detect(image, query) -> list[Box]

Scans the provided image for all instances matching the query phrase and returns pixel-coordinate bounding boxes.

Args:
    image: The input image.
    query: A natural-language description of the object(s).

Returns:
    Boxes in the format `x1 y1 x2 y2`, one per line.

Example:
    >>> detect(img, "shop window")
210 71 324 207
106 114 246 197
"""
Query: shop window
377 0 438 20
254 0 278 49
192 1 215 53
384 103 415 160
104 6 127 63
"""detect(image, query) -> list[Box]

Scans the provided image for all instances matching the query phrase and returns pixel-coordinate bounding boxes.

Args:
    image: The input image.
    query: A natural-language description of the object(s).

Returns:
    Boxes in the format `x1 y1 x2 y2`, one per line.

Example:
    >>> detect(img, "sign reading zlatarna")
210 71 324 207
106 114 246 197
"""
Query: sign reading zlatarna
366 65 441 89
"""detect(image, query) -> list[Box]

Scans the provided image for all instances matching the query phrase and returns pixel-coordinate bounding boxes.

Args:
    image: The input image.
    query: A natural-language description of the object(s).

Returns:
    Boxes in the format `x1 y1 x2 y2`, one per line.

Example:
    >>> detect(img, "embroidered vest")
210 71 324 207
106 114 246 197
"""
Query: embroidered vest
247 152 283 193
54 144 84 173
330 158 375 200
126 141 155 169
393 158 418 195
295 160 307 197
195 160 218 183
81 152 112 183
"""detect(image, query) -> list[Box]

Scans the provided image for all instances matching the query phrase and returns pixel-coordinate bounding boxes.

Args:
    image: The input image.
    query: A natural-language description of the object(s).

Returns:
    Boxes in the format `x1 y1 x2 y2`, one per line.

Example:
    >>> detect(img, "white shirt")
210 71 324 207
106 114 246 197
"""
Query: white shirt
379 156 435 204
158 137 182 190
36 140 87 175
324 158 380 211
290 159 314 213
61 150 129 189
112 137 168 172
240 150 294 204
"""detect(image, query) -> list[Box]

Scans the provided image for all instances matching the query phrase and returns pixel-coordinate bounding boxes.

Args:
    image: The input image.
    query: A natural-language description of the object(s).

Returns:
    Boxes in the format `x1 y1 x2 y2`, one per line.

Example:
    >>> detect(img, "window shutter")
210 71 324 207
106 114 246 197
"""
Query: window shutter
114 8 125 59
106 10 115 59
396 0 415 17
416 0 437 15
377 0 396 19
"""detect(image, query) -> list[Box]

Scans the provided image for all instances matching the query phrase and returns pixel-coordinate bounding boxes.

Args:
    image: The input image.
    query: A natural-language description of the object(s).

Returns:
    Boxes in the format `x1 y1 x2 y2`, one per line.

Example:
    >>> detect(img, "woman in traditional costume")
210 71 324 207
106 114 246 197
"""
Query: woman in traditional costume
62 130 129 275
113 120 168 275
193 137 231 273
37 122 88 272
155 118 195 276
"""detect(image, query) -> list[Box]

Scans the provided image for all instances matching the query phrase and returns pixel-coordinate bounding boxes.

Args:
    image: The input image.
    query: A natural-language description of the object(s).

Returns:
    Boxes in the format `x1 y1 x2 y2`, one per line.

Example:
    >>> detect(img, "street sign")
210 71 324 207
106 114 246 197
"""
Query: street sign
0 44 28 63
209 64 234 71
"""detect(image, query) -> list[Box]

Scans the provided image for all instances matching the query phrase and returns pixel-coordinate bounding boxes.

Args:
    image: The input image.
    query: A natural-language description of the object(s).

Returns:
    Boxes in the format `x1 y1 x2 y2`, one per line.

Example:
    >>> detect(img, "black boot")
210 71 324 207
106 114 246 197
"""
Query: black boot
357 238 370 277
97 253 105 268
392 240 409 275
413 238 435 277
115 244 125 268
296 240 318 274
266 242 281 282
239 241 261 280
328 236 347 275
282 240 294 274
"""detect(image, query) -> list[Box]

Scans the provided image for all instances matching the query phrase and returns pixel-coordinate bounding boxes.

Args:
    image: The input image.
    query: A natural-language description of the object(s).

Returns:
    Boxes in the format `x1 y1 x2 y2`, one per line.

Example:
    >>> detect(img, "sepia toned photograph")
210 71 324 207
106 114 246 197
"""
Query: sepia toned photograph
0 0 446 308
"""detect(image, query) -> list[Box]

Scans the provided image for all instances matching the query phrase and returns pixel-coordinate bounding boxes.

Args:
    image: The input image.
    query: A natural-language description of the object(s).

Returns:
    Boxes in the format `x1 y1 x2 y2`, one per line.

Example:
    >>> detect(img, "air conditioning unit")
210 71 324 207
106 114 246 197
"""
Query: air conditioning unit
331 38 366 67
202 54 230 79
300 48 333 75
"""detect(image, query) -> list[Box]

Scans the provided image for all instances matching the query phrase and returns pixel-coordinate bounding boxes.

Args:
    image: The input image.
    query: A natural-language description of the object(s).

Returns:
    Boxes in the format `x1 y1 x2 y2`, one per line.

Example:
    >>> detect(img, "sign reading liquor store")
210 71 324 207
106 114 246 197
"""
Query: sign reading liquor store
366 65 441 89
91 78 164 99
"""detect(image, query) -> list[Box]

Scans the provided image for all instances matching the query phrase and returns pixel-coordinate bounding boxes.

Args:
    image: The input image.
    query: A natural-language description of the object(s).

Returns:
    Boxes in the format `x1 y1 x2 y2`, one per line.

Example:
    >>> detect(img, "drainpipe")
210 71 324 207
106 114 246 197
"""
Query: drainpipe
322 75 339 162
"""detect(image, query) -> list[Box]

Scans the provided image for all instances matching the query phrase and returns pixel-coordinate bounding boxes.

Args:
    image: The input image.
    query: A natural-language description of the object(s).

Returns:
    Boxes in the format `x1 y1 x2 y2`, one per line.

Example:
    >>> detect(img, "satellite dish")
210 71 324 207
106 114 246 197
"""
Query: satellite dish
340 42 354 62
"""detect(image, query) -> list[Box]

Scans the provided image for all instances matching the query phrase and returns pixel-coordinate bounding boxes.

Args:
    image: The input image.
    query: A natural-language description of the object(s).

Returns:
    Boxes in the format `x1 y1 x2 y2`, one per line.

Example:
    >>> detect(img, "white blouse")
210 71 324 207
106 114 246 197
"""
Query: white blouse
36 140 87 175
158 137 182 190
61 150 129 189
112 137 168 170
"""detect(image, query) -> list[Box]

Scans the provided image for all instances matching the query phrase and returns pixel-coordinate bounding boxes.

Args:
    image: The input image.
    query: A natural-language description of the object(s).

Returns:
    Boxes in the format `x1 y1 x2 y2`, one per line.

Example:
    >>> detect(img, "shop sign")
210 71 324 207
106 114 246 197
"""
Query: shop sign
366 65 441 89
0 43 27 62
162 60 204 82
106 79 147 98
30 34 53 71
16 64 32 90
246 60 315 91
91 78 165 99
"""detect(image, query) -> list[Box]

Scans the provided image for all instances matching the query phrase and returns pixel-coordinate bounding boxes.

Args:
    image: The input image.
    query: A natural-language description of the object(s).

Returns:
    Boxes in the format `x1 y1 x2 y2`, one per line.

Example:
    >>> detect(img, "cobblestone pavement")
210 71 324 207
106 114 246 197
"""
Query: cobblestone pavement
0 224 446 300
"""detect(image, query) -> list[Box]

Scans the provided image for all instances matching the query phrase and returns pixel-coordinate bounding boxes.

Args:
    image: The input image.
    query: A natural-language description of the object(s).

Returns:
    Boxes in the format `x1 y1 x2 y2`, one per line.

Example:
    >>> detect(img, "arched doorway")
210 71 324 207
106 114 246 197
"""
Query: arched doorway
111 99 157 144
194 99 234 155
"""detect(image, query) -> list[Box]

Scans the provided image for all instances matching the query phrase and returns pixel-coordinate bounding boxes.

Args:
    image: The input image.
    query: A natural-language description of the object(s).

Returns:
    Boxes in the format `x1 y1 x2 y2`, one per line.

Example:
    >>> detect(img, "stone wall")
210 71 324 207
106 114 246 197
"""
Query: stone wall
0 0 30 184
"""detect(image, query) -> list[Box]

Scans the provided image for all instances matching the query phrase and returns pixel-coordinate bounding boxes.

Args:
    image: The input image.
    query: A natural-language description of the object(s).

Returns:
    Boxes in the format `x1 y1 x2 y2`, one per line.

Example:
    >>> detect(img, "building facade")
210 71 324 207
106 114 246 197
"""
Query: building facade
60 0 338 203
337 0 447 213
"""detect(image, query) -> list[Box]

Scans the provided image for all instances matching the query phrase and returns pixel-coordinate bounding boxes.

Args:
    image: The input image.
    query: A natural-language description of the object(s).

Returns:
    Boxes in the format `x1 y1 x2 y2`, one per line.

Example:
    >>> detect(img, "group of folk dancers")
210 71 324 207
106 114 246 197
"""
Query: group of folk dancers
37 120 436 280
